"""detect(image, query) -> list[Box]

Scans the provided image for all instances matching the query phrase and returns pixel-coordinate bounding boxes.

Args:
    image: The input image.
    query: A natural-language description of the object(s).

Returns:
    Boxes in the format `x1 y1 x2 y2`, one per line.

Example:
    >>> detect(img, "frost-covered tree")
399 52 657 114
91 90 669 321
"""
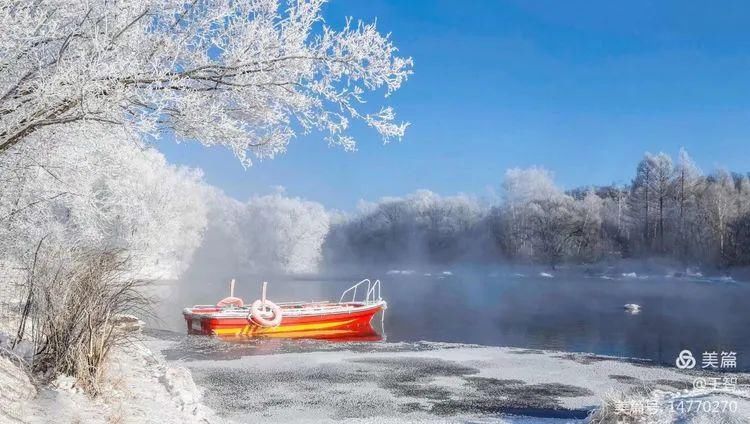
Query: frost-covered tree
674 148 702 258
499 167 562 259
573 189 604 258
0 0 412 164
724 174 750 263
240 193 330 274
700 170 736 261
725 173 750 265
317 152 750 268
502 167 561 206
192 191 329 275
598 185 631 256
651 153 675 252
629 153 675 253
502 175 605 266
524 196 577 266
324 190 486 265
0 125 208 279
155 149 750 270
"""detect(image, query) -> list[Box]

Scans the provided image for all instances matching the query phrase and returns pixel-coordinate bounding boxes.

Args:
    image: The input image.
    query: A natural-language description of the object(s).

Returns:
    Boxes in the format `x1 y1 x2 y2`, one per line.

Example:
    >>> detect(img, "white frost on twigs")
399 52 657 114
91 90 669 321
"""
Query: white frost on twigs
0 126 208 280
0 0 413 165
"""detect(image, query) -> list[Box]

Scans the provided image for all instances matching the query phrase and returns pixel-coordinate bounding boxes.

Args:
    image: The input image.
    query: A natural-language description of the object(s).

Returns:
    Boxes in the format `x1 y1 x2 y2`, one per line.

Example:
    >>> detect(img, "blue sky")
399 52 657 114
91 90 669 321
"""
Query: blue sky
158 0 750 210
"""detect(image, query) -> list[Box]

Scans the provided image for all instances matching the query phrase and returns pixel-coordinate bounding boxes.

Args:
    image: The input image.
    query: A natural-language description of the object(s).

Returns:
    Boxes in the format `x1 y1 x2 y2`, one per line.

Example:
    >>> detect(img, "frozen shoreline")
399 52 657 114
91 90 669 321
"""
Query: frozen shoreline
149 337 750 423
4 331 750 423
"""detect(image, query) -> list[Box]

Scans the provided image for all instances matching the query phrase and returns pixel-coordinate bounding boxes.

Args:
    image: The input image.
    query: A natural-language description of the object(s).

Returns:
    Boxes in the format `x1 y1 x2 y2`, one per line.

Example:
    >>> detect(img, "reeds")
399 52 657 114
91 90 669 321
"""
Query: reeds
14 246 151 395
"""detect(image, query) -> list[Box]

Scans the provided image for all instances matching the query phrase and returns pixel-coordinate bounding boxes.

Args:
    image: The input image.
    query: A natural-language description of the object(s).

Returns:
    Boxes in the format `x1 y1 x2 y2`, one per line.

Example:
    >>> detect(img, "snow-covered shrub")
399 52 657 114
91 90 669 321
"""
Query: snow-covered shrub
21 247 150 395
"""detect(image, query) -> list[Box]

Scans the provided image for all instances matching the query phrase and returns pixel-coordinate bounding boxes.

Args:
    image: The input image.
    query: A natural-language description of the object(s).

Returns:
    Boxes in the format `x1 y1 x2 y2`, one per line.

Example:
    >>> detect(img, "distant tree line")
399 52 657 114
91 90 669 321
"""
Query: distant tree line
324 149 750 268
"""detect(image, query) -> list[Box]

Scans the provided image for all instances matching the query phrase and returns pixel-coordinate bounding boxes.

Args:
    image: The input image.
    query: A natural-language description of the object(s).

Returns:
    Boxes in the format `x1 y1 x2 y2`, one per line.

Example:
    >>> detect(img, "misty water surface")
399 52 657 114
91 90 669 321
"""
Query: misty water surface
161 266 750 371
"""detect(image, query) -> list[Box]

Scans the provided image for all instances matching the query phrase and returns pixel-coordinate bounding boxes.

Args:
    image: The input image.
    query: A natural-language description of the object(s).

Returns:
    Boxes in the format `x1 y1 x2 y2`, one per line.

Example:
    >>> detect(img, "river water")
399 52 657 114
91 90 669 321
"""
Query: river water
159 265 750 371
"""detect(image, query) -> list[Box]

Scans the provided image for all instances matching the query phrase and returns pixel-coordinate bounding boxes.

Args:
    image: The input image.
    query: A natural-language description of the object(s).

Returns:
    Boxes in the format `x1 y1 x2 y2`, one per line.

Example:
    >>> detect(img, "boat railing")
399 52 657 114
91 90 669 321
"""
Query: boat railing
339 279 382 305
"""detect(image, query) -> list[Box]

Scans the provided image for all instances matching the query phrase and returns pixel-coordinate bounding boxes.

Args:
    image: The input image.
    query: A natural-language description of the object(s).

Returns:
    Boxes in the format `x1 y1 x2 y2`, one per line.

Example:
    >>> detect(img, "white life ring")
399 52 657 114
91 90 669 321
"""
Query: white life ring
250 299 283 327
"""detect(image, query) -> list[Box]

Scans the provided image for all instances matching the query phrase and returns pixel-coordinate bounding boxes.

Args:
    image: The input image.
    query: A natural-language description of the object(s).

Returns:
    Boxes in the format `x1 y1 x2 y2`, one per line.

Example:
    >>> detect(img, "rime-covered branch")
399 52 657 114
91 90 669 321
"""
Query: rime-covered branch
0 0 413 164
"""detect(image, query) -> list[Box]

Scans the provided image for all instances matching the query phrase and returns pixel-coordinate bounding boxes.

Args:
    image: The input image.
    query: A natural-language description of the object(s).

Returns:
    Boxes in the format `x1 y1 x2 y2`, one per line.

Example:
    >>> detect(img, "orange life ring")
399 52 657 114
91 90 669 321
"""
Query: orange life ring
217 296 244 308
250 299 283 327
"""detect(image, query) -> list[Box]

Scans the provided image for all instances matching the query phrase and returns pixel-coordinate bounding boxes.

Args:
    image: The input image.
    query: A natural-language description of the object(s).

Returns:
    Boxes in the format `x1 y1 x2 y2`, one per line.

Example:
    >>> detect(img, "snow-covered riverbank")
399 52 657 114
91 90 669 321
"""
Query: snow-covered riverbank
0 336 219 424
5 331 750 423
148 336 750 423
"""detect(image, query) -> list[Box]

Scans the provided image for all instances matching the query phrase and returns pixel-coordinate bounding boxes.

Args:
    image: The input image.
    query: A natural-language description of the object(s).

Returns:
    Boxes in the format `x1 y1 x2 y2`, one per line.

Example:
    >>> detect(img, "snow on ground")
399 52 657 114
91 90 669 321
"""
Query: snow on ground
591 385 750 423
6 331 749 424
150 339 750 424
1 336 220 424
0 355 36 422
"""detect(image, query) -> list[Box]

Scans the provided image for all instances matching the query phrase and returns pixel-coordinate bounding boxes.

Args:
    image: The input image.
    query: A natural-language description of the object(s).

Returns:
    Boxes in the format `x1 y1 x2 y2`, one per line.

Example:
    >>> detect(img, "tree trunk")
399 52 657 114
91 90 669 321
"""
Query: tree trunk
659 196 664 253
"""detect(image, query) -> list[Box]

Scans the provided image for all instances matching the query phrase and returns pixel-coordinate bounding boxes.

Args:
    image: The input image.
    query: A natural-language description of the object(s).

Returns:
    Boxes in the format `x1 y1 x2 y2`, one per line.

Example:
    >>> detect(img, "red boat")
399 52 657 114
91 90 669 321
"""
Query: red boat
183 279 386 339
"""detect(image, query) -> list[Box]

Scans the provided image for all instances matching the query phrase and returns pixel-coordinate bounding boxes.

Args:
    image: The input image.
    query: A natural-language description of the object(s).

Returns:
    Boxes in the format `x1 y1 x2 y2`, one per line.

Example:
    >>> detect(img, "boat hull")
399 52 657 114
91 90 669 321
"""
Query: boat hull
183 302 385 338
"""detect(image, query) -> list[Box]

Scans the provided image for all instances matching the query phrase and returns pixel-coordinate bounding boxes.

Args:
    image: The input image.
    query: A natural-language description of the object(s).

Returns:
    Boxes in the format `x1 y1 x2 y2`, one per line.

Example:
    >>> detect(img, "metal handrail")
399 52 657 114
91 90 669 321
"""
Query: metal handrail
339 279 382 304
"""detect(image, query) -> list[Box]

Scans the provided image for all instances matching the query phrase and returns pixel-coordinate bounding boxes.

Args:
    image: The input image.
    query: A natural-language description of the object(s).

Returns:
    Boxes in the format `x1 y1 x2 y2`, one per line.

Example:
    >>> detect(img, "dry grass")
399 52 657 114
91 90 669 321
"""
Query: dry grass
14 246 152 395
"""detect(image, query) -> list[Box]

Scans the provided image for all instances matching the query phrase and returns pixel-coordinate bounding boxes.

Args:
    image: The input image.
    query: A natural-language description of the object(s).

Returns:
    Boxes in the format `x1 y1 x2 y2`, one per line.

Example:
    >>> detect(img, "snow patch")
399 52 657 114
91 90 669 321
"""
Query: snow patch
0 332 34 362
9 337 218 423
0 355 36 422
51 375 79 392
686 268 704 278
623 304 641 314
160 366 202 414
621 272 638 278
539 272 553 278
710 276 735 283
386 269 415 275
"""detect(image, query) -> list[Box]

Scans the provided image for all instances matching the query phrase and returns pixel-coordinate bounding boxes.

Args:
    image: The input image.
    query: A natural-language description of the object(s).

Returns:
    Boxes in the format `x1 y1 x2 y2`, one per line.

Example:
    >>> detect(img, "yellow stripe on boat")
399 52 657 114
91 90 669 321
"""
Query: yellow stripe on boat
212 318 358 336
259 329 361 339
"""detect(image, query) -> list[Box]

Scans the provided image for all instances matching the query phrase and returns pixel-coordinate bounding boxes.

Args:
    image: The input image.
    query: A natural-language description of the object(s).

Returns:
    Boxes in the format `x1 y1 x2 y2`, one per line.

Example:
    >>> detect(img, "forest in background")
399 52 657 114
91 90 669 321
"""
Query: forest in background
5 137 749 284
326 149 750 269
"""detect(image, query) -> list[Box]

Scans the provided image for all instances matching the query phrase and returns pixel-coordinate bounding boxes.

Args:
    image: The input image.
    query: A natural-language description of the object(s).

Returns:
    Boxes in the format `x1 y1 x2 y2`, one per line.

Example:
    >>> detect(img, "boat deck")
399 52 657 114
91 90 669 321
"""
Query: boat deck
184 300 385 318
